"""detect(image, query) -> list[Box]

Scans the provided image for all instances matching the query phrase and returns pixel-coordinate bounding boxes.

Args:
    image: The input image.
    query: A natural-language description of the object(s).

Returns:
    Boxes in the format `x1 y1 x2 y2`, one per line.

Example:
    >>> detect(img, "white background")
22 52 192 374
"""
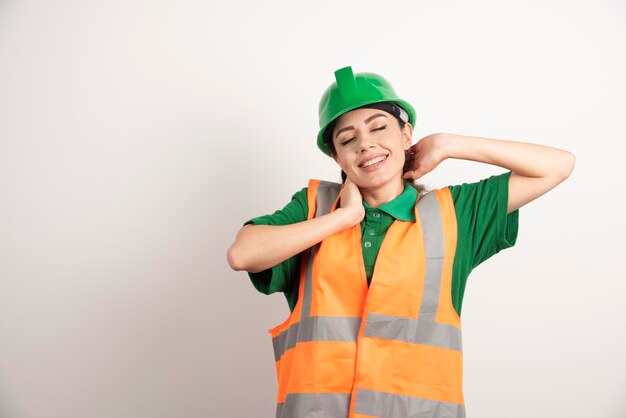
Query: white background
1 0 625 417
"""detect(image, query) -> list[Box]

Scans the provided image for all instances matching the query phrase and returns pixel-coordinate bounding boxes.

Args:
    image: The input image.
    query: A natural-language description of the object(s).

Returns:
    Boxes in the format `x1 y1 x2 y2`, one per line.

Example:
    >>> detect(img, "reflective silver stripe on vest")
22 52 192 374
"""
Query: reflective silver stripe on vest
363 312 461 351
362 191 462 352
271 316 360 361
302 181 341 319
354 389 466 418
277 393 351 418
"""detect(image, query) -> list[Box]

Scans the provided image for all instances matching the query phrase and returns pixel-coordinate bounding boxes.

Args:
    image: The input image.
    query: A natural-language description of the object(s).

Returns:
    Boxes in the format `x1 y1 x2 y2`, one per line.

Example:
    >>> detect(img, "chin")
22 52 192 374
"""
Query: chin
353 172 400 190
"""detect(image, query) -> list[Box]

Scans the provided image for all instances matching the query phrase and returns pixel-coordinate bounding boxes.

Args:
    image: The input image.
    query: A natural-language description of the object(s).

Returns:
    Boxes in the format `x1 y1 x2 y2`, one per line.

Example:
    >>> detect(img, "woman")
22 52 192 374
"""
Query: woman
227 66 575 418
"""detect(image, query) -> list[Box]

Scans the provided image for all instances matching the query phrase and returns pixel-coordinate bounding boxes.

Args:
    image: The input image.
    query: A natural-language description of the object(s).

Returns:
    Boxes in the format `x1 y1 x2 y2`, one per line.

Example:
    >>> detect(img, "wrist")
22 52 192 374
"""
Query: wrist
437 132 462 160
335 206 363 229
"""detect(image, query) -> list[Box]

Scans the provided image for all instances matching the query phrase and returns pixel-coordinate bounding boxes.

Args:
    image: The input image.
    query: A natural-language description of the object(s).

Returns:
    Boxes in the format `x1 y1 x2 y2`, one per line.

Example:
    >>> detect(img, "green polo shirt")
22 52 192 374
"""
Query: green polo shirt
244 171 519 316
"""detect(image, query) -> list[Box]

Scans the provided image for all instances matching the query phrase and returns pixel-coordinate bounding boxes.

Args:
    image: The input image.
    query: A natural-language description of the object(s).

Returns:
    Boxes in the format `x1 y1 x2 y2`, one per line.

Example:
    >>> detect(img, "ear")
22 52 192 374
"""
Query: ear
402 123 414 150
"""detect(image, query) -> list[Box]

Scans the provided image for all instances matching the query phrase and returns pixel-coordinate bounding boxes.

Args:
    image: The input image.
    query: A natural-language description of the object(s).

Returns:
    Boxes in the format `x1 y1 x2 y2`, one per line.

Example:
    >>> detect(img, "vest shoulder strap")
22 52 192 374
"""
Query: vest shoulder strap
307 179 341 220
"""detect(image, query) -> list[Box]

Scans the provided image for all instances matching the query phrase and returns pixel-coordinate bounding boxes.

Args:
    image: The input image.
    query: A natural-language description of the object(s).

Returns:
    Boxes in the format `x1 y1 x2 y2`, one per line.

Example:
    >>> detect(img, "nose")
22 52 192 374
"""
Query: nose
357 132 376 153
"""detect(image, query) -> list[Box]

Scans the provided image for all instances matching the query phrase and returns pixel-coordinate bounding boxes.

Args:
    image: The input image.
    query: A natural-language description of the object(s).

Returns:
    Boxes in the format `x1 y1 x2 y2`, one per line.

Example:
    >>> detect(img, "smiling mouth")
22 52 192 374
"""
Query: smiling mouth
359 154 389 168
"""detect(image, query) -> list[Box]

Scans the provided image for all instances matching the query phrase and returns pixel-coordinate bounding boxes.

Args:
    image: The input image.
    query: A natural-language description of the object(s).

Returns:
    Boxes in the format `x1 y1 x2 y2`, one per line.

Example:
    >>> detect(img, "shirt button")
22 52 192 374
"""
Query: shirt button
368 230 376 236
364 241 372 248
373 213 380 218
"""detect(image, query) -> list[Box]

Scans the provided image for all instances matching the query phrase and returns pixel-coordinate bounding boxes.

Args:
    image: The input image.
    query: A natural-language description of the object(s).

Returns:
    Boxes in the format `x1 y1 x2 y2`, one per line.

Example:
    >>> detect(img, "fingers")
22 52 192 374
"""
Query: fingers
403 168 424 180
344 177 360 191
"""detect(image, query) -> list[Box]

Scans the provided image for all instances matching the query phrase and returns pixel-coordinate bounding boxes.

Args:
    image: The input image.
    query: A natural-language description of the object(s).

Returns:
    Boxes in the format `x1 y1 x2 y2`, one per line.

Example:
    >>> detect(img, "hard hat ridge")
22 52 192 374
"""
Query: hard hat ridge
335 66 359 101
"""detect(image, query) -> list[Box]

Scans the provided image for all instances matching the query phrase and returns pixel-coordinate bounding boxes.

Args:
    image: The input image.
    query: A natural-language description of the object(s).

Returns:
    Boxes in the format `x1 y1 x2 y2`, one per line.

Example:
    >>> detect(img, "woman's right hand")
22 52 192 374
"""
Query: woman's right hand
339 177 365 226
227 178 366 273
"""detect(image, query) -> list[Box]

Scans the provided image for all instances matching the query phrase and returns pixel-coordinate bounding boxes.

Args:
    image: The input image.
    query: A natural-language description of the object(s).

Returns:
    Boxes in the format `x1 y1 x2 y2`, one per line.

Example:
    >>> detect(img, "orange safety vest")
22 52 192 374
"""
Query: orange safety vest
269 179 465 418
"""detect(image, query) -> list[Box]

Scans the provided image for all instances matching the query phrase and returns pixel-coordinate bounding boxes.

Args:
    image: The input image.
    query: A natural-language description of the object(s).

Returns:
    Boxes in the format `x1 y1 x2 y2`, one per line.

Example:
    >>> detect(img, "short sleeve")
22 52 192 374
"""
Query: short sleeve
243 188 308 309
448 171 519 269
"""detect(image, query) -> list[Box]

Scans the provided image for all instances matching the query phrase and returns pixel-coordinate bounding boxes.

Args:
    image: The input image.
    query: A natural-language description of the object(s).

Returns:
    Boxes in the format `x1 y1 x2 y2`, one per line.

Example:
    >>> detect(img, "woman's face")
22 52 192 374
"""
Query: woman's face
331 107 413 190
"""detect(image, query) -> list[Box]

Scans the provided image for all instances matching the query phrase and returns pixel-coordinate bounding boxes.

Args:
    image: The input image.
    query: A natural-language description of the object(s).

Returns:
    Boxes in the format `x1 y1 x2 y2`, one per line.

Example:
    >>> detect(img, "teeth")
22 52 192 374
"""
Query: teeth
362 155 387 168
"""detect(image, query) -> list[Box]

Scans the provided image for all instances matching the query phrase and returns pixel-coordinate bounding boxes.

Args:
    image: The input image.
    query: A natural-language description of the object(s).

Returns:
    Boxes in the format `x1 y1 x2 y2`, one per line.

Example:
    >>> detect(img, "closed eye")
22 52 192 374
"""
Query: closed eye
340 125 386 146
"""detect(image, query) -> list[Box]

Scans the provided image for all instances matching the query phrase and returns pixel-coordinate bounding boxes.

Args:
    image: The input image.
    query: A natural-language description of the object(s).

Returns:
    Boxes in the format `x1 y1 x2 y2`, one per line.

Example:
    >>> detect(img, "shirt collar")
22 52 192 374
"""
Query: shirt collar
362 182 417 222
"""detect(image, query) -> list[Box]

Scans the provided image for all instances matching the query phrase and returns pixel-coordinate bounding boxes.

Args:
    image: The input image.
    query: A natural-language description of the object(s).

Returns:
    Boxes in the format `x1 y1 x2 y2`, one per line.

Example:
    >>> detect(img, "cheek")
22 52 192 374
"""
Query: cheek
334 148 353 166
333 153 349 171
390 139 408 164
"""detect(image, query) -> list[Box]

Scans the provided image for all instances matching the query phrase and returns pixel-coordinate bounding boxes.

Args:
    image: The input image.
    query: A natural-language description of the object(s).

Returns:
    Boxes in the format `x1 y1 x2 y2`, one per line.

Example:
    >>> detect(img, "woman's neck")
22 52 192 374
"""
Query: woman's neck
360 177 405 208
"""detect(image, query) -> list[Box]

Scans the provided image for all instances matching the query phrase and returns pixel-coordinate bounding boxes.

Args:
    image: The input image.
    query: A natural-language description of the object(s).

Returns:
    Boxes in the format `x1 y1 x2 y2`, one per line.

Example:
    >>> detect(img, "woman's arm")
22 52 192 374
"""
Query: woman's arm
404 133 575 213
227 179 364 273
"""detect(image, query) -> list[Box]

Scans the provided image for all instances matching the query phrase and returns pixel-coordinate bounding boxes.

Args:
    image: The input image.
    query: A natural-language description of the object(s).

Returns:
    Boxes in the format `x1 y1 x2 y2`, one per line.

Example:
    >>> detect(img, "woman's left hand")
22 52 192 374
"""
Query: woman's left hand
403 133 448 180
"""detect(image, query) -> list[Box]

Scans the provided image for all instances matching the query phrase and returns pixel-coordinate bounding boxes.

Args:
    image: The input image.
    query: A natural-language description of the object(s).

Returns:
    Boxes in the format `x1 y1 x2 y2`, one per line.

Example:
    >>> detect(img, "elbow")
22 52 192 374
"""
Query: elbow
228 245 263 273
550 150 575 181
560 151 576 179
227 243 247 271
227 224 265 273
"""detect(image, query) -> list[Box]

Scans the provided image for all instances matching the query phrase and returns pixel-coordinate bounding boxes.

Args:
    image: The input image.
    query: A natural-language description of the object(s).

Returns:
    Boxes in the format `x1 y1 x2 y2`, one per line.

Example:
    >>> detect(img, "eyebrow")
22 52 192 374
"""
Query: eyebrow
334 113 388 139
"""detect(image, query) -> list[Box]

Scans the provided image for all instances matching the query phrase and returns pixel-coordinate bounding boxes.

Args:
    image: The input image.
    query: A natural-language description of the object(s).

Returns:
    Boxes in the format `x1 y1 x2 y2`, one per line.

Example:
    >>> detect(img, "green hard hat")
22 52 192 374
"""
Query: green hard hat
317 66 416 156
